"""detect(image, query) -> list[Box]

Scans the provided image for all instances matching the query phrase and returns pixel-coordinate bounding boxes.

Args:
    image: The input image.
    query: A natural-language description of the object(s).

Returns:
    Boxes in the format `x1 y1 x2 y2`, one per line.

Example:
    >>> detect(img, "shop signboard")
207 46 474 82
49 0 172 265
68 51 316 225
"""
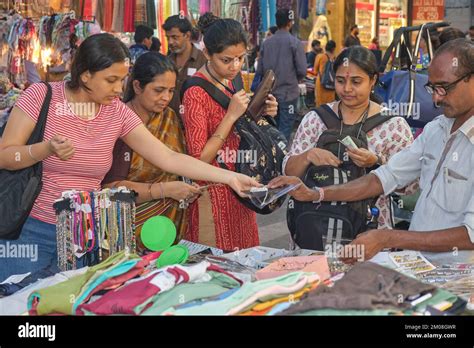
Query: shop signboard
413 0 445 22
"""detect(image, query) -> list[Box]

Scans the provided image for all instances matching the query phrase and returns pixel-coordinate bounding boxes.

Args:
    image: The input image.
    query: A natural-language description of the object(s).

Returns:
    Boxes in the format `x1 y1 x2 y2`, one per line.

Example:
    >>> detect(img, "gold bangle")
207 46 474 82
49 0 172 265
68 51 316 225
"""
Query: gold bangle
211 134 226 143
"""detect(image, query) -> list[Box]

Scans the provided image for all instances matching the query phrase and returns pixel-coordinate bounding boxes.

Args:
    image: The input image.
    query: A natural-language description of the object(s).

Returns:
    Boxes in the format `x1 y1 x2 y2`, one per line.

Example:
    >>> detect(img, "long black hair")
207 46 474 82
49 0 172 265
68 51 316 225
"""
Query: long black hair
68 33 130 91
123 52 178 103
202 18 248 55
333 46 382 102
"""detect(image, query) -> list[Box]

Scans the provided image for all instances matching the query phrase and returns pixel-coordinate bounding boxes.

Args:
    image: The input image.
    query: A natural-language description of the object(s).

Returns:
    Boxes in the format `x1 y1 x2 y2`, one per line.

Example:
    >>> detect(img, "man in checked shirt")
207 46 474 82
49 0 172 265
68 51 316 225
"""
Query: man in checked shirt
269 39 474 263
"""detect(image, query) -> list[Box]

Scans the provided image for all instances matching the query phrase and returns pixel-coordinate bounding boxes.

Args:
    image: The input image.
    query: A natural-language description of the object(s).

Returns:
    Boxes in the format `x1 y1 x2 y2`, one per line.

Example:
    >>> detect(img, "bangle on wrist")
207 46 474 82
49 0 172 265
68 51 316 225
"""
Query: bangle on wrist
159 182 164 200
28 144 41 162
312 186 324 203
148 183 154 200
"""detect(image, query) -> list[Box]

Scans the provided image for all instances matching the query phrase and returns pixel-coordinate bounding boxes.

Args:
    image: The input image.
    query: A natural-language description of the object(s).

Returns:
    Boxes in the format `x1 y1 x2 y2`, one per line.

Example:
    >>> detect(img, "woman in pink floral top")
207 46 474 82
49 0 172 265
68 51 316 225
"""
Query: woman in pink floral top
284 46 418 229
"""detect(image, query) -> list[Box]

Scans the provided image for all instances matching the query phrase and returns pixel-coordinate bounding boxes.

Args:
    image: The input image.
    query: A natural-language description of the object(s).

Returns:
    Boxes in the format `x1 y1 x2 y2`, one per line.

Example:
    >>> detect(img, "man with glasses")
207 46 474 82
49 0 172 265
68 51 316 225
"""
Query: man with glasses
269 39 474 263
163 15 207 116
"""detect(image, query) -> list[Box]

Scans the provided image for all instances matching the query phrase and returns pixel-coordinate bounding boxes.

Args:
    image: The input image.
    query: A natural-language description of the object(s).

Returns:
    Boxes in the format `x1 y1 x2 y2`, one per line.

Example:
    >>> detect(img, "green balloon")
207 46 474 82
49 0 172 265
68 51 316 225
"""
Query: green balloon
140 216 176 251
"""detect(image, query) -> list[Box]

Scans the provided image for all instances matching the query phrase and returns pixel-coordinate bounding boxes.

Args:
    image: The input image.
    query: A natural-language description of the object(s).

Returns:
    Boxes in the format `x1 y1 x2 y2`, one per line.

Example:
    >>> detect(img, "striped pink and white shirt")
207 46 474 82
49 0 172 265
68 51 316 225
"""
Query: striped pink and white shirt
15 81 143 225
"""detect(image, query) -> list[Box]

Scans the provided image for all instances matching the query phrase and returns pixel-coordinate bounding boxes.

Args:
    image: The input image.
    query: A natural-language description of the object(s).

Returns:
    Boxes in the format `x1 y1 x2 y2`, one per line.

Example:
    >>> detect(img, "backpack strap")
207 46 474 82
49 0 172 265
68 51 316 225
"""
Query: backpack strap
361 113 395 133
313 104 341 130
181 76 231 109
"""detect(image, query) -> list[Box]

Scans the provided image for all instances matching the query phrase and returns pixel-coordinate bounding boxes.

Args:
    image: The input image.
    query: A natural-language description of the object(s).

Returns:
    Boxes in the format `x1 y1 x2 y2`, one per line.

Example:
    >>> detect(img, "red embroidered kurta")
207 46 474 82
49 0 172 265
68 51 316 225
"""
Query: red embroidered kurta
182 72 259 251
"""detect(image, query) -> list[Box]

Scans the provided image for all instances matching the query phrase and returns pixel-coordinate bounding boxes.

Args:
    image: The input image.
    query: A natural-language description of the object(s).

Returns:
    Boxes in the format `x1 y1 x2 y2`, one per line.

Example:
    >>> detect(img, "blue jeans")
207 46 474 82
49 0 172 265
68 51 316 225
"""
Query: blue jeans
276 98 298 140
0 217 59 282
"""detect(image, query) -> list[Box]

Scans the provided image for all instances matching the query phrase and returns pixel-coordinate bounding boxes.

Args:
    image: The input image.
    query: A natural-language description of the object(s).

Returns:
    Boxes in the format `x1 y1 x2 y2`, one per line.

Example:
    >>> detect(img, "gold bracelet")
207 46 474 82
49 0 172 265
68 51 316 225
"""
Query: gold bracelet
211 134 226 143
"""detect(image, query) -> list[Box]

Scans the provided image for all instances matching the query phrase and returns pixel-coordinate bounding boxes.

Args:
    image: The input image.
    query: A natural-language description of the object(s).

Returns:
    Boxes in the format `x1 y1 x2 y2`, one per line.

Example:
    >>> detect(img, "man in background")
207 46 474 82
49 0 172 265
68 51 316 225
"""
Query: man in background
257 9 306 140
163 15 207 116
129 25 154 64
306 39 322 68
344 25 361 48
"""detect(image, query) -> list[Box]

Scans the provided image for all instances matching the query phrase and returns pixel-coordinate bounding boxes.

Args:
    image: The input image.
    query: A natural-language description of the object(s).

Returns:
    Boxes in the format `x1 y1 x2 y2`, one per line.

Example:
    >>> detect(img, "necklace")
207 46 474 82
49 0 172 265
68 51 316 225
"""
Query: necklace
205 62 235 94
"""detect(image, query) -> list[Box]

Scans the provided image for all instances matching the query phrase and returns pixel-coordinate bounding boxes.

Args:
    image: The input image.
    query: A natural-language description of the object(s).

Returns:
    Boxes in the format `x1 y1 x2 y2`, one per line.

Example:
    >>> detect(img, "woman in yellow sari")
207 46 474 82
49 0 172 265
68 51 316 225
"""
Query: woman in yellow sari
103 52 201 246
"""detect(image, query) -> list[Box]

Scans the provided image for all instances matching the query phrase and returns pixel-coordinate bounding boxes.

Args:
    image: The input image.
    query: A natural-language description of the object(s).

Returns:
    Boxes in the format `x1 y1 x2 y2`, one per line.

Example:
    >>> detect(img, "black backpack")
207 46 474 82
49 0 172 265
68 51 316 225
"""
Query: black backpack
287 104 394 250
321 54 335 90
181 75 288 214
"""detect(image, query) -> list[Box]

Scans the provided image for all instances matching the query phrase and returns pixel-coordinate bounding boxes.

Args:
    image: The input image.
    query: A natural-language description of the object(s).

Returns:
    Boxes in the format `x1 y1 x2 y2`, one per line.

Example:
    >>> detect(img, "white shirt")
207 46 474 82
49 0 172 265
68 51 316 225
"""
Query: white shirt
373 115 474 261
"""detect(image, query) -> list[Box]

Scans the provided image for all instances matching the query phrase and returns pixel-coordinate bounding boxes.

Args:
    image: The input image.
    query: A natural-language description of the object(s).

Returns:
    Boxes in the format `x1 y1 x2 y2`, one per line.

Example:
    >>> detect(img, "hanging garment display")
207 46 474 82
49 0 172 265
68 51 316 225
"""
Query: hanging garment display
298 0 309 19
306 15 331 51
146 0 157 29
134 0 148 27
179 0 188 17
259 0 276 33
103 0 115 31
199 0 211 14
54 188 137 272
112 0 125 32
123 0 136 33
316 0 327 15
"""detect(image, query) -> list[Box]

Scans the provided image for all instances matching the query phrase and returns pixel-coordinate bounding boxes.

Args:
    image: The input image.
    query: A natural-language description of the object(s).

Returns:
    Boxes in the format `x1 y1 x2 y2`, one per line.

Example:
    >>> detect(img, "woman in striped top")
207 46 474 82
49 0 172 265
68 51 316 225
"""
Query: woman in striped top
0 33 259 282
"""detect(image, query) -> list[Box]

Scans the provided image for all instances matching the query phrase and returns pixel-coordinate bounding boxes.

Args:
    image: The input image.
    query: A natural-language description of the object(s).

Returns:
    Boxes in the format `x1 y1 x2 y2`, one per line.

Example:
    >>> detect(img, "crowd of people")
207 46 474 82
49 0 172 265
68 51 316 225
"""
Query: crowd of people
0 8 473 282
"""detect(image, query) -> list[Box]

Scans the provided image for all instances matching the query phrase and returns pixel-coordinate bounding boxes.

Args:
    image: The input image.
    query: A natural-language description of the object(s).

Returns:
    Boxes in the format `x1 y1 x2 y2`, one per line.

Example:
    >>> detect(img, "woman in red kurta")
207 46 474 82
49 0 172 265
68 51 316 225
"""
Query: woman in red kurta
182 19 278 251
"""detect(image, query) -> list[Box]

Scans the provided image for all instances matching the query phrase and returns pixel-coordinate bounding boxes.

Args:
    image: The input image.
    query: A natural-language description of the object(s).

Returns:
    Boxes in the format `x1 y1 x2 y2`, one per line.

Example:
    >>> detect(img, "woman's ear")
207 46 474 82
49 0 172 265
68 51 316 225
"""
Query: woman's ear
132 80 143 96
203 47 211 61
80 71 92 85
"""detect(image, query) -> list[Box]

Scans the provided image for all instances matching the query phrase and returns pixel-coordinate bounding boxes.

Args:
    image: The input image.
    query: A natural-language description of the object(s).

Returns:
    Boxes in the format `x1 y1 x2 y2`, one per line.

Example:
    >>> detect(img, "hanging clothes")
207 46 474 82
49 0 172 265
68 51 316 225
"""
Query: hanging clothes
199 0 210 14
134 0 148 27
170 0 180 15
95 0 105 28
179 0 188 17
80 0 94 19
157 0 168 54
103 0 114 32
112 0 124 32
249 0 259 46
316 0 327 15
260 0 276 32
277 0 292 9
210 0 221 17
298 0 309 19
123 0 136 33
146 0 157 29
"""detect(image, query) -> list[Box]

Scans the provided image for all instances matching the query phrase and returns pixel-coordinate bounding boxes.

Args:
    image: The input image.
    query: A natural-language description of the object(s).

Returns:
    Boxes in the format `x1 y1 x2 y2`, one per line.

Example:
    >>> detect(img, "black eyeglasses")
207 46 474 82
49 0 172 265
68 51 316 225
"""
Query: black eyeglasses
425 72 473 96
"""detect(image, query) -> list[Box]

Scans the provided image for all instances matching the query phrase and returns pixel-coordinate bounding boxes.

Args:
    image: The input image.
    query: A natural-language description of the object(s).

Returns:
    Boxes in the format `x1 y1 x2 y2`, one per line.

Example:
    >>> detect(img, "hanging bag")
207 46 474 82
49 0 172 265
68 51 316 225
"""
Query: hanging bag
0 82 52 240
375 22 449 127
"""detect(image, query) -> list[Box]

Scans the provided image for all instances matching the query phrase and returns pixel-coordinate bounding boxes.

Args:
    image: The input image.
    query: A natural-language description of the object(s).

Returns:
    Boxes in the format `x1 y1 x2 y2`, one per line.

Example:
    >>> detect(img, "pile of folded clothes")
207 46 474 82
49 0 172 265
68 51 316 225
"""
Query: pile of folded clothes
0 245 467 316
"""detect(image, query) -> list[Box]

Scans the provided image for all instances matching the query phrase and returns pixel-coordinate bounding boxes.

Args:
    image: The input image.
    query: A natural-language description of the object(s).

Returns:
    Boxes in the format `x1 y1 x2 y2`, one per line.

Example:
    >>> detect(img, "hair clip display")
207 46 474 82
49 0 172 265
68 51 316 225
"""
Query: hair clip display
54 188 137 271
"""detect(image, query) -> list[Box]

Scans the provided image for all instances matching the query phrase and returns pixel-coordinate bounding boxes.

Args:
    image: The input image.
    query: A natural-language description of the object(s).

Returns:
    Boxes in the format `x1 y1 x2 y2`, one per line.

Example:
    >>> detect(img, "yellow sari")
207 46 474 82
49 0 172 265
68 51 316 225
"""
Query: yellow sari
127 107 188 242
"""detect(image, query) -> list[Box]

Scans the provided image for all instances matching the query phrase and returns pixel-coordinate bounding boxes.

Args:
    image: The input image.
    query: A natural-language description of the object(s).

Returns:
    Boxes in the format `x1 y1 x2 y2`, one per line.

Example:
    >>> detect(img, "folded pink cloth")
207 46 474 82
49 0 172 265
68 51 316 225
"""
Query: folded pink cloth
255 255 330 281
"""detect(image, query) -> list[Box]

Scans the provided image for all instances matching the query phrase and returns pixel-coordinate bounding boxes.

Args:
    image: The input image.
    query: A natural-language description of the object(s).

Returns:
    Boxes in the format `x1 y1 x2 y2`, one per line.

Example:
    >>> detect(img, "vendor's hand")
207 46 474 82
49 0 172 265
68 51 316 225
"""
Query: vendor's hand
340 230 389 264
226 90 250 122
162 181 202 202
227 173 262 197
347 148 378 168
268 176 317 202
306 148 342 167
263 94 278 117
49 135 75 161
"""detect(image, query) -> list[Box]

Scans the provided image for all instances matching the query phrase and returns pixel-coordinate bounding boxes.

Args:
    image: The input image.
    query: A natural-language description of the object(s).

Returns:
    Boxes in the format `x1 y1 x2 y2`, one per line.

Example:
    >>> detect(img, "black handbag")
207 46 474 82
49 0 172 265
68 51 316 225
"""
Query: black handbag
0 82 52 240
